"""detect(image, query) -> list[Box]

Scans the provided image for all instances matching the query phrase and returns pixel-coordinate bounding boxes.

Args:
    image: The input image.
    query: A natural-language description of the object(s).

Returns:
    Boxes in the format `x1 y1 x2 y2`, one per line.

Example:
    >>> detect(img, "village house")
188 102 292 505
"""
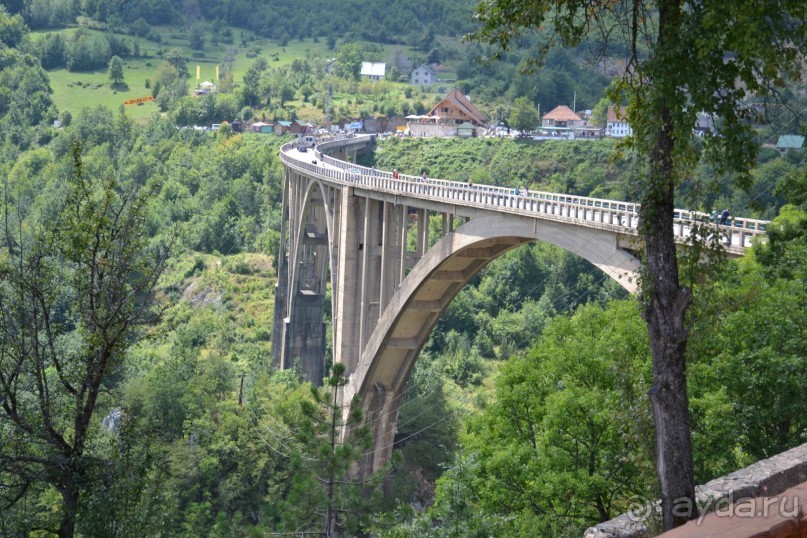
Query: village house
605 105 632 138
274 121 292 135
542 105 581 129
250 121 274 134
360 62 386 81
427 88 487 126
776 134 805 154
410 64 436 86
290 119 310 135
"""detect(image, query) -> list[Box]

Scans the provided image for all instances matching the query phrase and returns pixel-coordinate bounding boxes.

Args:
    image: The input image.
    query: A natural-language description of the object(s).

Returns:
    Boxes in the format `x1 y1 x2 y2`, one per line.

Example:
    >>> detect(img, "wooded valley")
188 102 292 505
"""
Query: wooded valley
1 1 806 536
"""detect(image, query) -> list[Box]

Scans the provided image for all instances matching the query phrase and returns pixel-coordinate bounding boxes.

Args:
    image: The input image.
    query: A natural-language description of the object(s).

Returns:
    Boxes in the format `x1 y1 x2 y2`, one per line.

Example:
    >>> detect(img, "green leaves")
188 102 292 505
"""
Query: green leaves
441 301 654 532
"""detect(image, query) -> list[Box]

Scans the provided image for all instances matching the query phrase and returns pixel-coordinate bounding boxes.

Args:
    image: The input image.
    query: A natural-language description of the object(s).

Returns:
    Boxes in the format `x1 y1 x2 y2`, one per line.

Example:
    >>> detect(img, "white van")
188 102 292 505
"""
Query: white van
297 135 317 148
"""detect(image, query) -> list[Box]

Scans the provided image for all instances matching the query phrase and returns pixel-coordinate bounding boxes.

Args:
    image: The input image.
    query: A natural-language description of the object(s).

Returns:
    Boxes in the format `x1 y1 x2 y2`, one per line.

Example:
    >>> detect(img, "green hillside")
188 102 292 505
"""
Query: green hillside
2 3 807 537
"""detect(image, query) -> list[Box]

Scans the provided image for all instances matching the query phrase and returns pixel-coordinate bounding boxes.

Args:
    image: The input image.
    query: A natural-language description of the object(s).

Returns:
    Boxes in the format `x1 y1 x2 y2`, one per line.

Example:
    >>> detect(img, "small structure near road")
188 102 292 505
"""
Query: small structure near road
605 105 631 138
361 62 386 81
410 64 436 86
427 88 487 127
776 134 805 154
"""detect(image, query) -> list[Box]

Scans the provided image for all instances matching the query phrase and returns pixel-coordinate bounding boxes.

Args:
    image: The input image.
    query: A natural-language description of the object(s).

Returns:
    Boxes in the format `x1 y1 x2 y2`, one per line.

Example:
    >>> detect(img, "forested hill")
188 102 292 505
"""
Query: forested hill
5 0 476 44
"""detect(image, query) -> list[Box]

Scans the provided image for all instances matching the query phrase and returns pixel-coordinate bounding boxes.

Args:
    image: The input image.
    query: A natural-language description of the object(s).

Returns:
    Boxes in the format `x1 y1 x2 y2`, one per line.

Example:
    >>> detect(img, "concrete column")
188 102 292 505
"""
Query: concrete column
283 182 330 384
399 205 408 282
379 202 402 309
333 191 363 375
415 208 427 257
359 197 371 354
358 385 401 476
272 175 291 369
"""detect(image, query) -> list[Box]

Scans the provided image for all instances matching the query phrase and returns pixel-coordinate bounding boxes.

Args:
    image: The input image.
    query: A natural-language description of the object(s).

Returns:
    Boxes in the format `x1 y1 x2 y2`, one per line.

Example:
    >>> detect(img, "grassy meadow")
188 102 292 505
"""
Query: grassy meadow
33 23 455 124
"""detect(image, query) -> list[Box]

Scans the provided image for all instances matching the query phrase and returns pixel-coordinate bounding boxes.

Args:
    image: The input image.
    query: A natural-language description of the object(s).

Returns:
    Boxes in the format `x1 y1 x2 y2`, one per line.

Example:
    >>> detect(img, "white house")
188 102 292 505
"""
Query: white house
605 106 632 138
410 64 436 85
360 62 386 81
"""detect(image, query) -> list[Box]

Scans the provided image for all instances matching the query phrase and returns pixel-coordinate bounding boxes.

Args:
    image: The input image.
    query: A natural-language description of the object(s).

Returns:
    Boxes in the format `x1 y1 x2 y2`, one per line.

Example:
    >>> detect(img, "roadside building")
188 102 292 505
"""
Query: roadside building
410 64 436 86
605 105 632 138
456 122 477 138
542 105 582 128
275 121 292 135
361 62 386 81
427 88 487 126
250 121 274 134
537 105 583 139
776 134 805 154
695 112 715 136
290 119 310 135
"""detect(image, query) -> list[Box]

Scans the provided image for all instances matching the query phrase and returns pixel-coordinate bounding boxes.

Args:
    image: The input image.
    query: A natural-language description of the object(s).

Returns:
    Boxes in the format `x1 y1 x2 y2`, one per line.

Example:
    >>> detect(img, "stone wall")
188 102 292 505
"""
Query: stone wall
585 442 807 537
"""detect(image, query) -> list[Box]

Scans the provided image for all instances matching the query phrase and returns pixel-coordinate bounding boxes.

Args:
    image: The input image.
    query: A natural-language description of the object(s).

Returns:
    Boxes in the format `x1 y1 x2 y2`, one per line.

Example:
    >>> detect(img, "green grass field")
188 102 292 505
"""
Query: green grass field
33 23 460 125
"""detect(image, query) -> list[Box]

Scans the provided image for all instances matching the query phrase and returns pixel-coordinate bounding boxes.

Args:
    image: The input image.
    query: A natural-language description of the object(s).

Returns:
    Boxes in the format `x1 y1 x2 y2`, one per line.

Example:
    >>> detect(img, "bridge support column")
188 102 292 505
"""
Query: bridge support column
273 172 330 384
357 384 400 476
334 191 363 373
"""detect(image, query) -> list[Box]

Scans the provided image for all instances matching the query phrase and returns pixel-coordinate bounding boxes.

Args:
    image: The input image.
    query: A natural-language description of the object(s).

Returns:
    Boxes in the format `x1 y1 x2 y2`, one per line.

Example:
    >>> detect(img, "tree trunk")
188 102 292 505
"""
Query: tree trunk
642 9 698 522
643 138 698 529
58 477 78 538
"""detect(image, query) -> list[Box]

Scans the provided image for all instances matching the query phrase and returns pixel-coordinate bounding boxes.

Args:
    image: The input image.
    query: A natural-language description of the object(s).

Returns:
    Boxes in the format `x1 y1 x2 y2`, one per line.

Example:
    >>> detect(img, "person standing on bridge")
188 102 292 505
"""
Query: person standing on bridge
421 171 427 183
719 209 731 225
393 168 399 180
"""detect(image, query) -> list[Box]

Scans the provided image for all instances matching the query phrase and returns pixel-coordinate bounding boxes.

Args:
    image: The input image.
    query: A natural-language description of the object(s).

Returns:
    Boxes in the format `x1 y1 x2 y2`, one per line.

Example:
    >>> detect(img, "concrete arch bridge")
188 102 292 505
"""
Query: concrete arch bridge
272 135 767 473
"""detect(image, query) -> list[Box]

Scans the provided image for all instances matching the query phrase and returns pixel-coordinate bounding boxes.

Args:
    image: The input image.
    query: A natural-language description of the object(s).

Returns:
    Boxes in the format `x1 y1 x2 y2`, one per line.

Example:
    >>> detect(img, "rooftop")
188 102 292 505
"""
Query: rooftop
544 105 582 122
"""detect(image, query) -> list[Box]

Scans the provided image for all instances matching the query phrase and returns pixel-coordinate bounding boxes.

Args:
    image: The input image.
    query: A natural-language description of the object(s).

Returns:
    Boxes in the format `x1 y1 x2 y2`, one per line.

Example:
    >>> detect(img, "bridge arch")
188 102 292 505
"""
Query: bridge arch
274 136 766 474
344 214 641 472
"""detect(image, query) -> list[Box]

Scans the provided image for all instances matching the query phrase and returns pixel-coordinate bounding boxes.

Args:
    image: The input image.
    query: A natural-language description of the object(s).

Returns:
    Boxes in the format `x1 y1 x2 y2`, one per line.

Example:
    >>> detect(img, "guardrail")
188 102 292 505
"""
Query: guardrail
281 138 768 251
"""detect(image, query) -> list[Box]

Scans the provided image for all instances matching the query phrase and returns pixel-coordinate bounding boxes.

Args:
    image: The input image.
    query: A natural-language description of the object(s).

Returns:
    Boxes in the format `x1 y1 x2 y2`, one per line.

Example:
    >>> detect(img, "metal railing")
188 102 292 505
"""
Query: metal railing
281 138 768 251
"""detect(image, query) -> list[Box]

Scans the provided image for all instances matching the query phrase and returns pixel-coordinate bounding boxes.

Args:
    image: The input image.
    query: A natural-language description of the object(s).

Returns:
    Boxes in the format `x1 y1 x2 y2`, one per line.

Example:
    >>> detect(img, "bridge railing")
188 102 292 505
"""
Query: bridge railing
281 141 767 251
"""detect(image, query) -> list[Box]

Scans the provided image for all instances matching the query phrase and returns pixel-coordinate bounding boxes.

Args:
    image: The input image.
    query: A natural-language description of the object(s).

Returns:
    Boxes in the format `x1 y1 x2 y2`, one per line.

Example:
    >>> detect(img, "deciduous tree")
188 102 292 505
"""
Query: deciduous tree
507 96 540 134
0 145 168 537
470 0 807 529
107 54 124 86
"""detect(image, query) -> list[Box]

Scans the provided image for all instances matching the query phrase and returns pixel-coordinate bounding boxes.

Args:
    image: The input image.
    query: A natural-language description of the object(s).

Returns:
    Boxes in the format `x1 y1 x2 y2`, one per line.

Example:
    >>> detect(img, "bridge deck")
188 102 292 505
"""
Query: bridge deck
281 138 767 255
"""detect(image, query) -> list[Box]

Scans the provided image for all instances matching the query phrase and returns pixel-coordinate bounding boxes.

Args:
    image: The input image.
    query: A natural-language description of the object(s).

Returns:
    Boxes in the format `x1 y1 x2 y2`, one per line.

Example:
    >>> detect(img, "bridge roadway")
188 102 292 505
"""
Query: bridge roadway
274 135 768 474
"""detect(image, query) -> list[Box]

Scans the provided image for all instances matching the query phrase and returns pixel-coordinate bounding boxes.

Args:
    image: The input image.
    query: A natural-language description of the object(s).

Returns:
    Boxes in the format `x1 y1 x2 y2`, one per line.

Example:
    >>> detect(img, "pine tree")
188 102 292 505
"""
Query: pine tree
288 363 375 537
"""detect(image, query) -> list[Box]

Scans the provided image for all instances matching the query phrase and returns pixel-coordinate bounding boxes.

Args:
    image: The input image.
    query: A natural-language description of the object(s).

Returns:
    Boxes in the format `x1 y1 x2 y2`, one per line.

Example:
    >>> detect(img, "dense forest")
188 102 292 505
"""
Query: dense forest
1 2 807 537
4 0 477 45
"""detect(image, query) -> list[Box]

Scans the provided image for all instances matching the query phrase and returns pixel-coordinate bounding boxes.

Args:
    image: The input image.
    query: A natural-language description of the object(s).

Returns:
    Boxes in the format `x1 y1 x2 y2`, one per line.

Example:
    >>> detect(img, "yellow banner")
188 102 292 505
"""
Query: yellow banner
216 65 219 80
123 96 154 106
196 65 200 80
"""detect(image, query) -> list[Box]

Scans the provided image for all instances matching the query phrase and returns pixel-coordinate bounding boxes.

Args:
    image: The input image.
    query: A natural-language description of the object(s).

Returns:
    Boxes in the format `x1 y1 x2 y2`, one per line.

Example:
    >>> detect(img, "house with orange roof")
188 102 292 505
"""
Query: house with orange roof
541 105 582 128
